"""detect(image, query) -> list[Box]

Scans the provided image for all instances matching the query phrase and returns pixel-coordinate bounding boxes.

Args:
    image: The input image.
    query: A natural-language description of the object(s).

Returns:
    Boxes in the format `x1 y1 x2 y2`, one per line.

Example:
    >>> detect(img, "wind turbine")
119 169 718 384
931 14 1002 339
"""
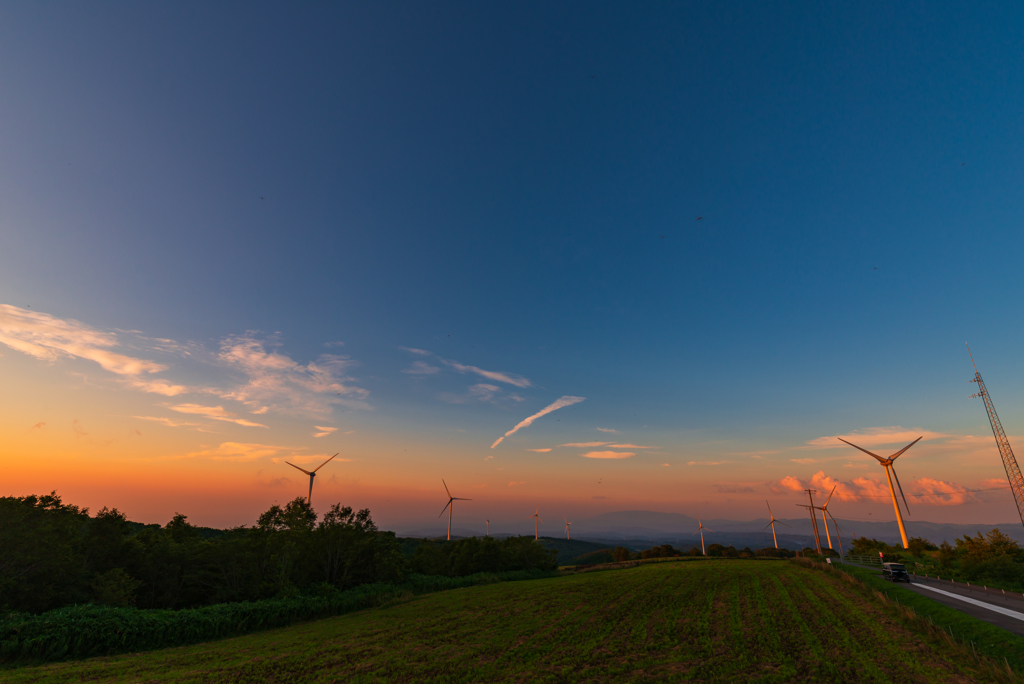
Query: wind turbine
821 494 845 558
839 436 921 549
438 480 471 541
564 517 573 540
285 453 338 505
692 516 712 555
486 519 490 537
528 506 543 539
763 501 789 549
819 486 837 552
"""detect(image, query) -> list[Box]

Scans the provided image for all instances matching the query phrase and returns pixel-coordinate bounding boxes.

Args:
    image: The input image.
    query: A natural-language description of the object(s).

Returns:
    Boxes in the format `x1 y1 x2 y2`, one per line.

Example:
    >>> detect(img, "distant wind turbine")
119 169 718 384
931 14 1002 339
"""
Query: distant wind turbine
285 453 338 505
486 519 490 537
693 516 712 555
438 480 471 541
763 501 790 549
529 506 544 539
839 436 921 549
564 516 573 540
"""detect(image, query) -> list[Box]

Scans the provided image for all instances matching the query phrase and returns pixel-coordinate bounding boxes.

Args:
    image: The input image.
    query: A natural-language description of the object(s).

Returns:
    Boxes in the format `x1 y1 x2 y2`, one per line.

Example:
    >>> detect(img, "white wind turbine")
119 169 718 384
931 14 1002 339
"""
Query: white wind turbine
819 486 845 558
839 436 921 549
285 453 338 505
438 480 471 541
693 516 712 555
564 516 573 540
528 506 544 539
763 501 790 549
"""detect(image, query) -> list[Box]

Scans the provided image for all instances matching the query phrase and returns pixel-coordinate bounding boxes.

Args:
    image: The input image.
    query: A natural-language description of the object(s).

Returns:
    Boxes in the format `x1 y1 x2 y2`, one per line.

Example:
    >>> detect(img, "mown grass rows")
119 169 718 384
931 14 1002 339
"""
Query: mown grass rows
4 560 1014 683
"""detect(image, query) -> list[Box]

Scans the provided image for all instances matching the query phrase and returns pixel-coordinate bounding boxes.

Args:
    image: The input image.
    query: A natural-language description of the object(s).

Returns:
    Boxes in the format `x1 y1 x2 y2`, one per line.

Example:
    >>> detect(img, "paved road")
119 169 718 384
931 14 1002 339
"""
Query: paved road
853 565 1024 637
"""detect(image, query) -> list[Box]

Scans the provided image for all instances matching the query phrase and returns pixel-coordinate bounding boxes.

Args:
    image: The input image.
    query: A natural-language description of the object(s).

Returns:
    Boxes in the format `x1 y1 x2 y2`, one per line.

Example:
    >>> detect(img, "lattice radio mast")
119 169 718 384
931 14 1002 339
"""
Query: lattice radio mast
968 344 1024 528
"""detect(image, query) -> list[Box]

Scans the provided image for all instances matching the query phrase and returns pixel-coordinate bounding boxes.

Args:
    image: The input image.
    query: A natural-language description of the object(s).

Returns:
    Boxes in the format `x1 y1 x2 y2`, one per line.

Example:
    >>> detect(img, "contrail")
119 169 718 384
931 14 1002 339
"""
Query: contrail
490 396 585 448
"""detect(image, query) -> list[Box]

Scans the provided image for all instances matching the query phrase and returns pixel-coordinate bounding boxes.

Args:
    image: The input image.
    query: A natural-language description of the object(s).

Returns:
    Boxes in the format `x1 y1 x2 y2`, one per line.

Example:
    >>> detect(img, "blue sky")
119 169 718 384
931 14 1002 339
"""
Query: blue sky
2 2 1024 528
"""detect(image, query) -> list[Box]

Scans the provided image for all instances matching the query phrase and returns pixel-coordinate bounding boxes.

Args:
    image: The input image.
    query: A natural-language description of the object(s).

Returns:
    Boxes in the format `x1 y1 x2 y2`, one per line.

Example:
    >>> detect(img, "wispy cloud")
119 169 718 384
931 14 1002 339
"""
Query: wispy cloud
216 334 369 414
805 427 947 449
441 359 531 388
596 427 620 433
169 403 268 428
661 463 670 467
491 396 586 448
313 426 337 438
607 443 656 449
582 451 635 459
30 422 45 430
686 460 728 466
133 416 209 430
399 347 431 356
508 481 526 486
560 442 608 448
0 304 188 395
402 360 440 376
715 484 755 494
527 448 552 452
187 442 295 462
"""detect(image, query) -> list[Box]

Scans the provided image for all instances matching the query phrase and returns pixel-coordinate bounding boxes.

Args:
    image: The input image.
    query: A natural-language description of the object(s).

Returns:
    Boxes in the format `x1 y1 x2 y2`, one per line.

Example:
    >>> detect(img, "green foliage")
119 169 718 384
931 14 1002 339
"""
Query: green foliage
3 562 1009 682
612 546 633 562
566 549 615 565
0 494 406 614
639 544 680 559
409 536 557 576
0 569 555 664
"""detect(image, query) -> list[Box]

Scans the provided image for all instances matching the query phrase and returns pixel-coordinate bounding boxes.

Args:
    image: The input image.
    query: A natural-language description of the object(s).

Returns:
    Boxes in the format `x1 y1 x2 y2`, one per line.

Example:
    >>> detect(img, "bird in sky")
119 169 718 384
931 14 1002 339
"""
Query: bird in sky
695 216 702 221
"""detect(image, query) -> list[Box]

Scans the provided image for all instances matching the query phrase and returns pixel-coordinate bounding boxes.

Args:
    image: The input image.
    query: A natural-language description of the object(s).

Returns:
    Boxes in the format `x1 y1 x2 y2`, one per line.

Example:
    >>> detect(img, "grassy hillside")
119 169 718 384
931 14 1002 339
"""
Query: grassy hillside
535 536 613 564
5 560 1016 683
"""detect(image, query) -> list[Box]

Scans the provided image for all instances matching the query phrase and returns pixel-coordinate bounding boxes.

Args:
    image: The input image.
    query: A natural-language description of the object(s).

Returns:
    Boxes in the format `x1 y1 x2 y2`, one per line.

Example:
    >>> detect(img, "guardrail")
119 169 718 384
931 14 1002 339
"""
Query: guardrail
910 573 1024 604
843 554 882 566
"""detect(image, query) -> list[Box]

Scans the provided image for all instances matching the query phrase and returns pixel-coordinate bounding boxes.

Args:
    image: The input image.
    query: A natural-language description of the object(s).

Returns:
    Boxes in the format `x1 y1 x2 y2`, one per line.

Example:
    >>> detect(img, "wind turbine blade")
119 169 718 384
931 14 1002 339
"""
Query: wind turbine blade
453 497 472 501
766 500 774 518
823 486 836 508
443 479 452 498
538 517 544 524
838 438 886 463
777 520 792 528
762 521 774 532
286 461 312 475
312 453 339 473
891 465 911 515
438 500 452 518
890 436 923 461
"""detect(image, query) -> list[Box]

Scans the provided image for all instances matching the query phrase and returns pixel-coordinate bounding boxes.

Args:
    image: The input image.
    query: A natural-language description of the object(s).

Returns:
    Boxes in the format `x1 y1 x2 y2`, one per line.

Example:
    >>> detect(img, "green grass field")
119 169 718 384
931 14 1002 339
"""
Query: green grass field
4 560 1015 683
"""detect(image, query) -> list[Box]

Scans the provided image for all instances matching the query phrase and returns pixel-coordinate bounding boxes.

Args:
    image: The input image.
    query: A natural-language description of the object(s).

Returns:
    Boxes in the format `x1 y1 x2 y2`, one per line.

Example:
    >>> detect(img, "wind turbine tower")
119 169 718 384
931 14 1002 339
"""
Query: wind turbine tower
564 517 572 540
486 519 490 537
285 453 338 505
968 345 1024 529
528 507 543 539
839 436 920 549
438 480 471 541
763 501 789 549
693 517 712 555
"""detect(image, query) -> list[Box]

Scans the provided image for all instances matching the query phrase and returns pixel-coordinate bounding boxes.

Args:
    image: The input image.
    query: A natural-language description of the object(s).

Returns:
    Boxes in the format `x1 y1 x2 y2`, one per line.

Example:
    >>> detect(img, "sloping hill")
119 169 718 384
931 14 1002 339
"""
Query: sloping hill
6 561 1020 682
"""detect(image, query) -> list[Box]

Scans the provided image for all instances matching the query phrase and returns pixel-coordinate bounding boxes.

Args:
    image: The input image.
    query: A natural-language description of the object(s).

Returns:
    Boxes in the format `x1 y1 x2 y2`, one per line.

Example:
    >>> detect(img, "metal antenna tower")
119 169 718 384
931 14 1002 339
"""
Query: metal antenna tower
968 344 1024 527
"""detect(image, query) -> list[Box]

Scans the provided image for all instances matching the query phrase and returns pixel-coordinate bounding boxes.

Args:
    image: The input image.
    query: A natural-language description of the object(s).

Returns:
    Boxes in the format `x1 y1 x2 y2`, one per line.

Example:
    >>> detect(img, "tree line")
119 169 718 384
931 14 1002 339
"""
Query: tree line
0 492 555 615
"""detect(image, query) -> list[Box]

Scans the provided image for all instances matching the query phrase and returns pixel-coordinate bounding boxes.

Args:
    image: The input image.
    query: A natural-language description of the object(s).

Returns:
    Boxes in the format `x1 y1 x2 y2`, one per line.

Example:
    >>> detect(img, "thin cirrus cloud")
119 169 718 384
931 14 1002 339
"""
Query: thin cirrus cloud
607 444 657 449
313 426 337 438
491 396 586 448
560 442 608 448
805 427 946 450
582 451 636 459
133 416 211 431
402 360 441 376
596 427 620 433
215 334 370 414
0 304 188 395
186 442 295 462
168 403 268 428
527 448 552 452
400 347 531 388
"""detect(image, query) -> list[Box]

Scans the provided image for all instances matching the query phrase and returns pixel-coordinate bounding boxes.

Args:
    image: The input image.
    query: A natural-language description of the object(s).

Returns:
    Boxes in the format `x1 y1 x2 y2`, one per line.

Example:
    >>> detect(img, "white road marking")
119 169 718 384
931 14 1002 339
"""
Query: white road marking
911 583 1024 622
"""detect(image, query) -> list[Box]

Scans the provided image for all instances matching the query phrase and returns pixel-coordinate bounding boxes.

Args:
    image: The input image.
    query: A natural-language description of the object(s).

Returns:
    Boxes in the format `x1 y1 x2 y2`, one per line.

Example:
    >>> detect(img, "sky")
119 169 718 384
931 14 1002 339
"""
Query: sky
2 2 1024 533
